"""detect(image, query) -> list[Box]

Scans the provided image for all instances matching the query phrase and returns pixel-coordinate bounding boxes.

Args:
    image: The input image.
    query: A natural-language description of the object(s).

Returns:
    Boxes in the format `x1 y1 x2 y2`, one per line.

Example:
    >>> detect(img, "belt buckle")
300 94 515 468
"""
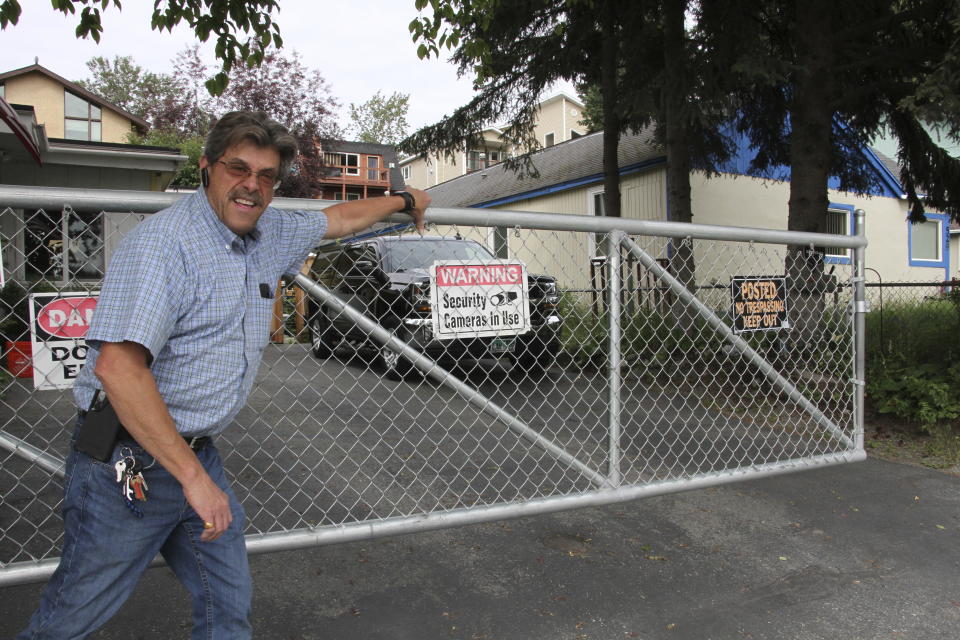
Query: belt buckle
186 436 201 450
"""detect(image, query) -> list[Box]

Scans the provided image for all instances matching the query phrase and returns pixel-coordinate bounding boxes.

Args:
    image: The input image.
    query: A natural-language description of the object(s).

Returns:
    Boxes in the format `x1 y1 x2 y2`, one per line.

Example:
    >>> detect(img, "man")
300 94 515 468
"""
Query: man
18 111 430 639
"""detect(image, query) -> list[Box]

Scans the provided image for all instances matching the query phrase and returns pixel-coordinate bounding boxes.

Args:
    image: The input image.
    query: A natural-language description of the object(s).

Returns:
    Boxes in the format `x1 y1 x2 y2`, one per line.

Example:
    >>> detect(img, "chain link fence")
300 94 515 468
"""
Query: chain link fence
861 277 960 359
0 187 867 586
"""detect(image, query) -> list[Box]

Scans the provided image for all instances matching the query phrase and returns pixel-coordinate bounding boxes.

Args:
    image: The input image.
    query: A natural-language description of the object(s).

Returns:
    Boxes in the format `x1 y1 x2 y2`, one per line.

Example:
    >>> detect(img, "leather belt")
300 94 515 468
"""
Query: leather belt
77 410 212 451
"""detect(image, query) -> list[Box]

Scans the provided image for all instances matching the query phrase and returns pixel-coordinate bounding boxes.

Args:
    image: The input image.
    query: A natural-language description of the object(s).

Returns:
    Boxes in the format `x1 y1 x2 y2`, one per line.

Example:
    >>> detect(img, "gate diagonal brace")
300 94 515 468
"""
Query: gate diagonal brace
0 429 66 478
617 236 856 451
293 273 613 490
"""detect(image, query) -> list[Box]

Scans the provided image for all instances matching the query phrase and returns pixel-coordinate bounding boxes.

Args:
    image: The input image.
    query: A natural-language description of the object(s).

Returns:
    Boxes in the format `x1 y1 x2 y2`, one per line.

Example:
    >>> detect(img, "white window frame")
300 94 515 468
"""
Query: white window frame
587 186 605 257
64 90 102 142
824 203 854 264
908 213 948 268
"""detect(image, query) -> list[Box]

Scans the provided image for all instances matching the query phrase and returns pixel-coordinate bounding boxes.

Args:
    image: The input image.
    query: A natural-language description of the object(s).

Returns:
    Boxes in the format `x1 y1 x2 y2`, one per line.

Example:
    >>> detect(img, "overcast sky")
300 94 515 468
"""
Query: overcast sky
0 1 575 133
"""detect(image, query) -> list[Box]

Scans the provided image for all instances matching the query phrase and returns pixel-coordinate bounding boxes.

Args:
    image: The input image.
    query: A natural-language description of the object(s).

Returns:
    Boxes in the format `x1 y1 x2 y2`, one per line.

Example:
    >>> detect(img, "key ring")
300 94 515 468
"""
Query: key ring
120 445 156 471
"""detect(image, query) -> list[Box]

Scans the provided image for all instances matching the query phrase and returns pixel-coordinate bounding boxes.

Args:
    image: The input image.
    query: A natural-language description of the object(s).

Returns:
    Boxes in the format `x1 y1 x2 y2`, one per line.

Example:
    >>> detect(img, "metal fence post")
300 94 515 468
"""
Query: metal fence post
607 231 623 486
852 209 867 451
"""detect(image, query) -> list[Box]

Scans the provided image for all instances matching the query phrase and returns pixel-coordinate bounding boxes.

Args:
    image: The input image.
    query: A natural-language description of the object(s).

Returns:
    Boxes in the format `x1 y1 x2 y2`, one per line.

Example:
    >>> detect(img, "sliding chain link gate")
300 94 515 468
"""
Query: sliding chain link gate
0 185 866 586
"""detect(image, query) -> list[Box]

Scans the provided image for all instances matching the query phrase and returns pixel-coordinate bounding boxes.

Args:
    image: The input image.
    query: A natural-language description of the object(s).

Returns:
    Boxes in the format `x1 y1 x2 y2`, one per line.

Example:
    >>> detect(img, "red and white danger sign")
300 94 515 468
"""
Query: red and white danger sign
429 260 530 340
29 293 99 390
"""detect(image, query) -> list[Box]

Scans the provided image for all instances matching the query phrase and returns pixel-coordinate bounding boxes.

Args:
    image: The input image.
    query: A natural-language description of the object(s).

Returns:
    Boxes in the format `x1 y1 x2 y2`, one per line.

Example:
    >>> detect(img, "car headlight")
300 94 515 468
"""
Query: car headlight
410 282 431 313
539 281 559 308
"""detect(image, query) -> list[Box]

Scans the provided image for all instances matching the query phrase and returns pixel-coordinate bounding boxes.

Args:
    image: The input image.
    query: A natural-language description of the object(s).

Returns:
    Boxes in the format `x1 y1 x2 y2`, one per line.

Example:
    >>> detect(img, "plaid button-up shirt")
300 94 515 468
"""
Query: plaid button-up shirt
74 189 328 436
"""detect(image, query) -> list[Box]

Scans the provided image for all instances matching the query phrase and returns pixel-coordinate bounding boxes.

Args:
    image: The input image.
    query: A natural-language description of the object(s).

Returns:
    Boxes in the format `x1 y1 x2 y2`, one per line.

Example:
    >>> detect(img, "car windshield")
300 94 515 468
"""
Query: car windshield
384 239 495 272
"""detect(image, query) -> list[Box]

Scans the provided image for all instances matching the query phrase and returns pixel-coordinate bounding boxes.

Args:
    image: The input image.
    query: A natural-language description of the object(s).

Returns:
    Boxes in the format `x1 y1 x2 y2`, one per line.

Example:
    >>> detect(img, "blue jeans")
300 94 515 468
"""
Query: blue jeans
18 433 252 640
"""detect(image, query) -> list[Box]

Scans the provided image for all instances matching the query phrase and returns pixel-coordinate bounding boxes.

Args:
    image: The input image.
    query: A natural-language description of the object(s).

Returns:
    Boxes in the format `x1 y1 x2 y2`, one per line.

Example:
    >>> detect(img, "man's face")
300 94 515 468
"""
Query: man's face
200 140 281 236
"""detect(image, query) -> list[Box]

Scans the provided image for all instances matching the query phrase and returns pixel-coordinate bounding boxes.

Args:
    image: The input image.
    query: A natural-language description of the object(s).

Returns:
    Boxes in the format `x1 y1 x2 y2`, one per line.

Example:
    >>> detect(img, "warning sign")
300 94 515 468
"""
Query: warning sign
430 260 530 340
730 276 789 334
28 292 99 390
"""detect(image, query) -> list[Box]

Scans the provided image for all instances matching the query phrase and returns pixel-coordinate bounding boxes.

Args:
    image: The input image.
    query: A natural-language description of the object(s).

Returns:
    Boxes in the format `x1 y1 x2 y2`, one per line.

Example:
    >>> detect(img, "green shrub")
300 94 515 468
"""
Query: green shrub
868 359 960 429
866 293 960 434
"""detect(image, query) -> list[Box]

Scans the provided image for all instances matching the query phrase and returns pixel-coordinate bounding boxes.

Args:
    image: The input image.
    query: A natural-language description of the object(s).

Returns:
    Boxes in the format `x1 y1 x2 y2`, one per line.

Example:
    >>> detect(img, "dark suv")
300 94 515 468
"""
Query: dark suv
305 235 561 379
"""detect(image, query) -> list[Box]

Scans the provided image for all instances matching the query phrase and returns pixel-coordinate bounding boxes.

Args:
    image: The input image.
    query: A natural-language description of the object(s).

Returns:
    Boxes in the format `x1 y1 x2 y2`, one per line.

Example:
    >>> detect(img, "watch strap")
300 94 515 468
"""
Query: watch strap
395 191 416 213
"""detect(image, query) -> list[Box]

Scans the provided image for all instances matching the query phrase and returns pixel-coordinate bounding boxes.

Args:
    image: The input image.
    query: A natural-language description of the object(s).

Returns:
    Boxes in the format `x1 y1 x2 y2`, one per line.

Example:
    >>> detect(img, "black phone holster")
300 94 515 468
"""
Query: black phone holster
73 390 122 462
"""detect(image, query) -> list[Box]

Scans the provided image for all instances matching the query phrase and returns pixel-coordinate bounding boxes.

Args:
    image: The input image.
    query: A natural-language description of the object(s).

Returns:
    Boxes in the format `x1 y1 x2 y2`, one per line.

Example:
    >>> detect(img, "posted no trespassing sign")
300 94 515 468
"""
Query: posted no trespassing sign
429 260 530 340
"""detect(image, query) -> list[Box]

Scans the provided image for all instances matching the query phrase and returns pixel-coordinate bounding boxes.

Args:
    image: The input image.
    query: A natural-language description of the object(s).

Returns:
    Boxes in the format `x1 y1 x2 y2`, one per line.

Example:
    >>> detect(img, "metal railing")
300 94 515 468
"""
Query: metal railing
0 185 867 586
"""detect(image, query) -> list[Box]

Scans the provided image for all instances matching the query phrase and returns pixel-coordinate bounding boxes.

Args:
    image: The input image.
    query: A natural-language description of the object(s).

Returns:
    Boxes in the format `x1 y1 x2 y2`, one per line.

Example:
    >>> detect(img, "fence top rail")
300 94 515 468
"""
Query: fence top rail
0 183 866 250
864 280 960 288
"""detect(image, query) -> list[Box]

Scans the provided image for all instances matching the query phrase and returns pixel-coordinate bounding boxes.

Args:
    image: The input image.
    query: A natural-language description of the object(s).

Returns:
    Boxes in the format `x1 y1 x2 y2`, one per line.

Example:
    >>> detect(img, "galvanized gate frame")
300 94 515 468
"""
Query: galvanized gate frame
0 186 867 586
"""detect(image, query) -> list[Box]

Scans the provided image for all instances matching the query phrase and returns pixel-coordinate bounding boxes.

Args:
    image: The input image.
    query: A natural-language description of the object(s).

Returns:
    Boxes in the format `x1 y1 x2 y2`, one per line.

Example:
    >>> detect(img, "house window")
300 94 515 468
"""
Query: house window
908 213 948 268
0 84 5 100
468 151 487 172
544 132 555 147
824 203 854 264
571 130 582 139
324 152 359 176
591 191 605 216
587 187 605 256
488 150 501 164
24 208 104 281
64 91 102 141
367 156 381 181
346 193 361 201
401 165 411 180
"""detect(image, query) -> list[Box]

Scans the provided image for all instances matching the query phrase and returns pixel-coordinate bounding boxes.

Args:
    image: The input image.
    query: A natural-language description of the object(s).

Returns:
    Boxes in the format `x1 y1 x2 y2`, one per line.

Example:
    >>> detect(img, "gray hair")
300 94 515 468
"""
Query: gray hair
203 111 299 176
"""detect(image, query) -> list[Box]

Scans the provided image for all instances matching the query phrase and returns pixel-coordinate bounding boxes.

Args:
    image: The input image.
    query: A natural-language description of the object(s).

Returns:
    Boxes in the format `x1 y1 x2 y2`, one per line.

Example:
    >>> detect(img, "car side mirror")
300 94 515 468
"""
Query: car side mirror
353 259 389 285
354 258 377 272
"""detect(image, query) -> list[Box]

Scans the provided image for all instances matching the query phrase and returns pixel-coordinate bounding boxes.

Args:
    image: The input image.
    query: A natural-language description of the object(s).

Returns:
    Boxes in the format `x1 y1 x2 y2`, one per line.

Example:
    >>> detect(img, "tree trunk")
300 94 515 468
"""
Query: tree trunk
662 0 695 297
787 0 835 353
600 0 622 220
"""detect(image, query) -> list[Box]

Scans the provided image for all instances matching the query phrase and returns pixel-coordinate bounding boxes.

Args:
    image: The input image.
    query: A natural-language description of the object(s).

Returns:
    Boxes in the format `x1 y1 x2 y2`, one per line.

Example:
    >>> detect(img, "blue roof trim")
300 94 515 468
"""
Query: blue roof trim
858 145 905 199
465 119 907 209
473 157 666 208
711 122 905 199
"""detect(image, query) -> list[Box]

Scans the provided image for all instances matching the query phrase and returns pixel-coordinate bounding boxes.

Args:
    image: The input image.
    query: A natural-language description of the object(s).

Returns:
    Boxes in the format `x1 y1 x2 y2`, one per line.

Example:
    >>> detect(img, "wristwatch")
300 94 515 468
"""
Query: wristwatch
395 190 416 213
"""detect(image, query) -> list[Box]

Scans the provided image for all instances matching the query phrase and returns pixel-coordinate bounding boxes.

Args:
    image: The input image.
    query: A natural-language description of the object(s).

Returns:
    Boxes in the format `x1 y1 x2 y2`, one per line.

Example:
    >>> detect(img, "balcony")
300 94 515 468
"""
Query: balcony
322 152 391 187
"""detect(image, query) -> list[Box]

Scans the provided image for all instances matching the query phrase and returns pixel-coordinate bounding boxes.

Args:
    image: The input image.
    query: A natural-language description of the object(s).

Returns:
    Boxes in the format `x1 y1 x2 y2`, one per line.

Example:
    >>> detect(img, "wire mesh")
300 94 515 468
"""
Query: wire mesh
1 197 867 582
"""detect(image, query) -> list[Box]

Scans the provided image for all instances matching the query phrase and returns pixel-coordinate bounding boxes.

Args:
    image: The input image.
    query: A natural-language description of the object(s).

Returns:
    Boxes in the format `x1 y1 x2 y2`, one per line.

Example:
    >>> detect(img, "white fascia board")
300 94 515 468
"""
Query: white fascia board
44 144 187 172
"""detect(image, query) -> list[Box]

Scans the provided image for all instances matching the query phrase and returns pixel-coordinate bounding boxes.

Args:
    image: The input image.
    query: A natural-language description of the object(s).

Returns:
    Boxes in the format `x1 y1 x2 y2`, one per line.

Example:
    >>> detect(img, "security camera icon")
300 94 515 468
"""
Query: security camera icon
490 291 518 306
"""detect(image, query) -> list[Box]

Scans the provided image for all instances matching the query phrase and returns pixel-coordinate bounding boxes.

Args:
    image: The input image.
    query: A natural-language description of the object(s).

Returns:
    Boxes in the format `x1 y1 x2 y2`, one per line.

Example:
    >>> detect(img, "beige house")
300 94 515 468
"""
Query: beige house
426 126 956 290
400 92 587 190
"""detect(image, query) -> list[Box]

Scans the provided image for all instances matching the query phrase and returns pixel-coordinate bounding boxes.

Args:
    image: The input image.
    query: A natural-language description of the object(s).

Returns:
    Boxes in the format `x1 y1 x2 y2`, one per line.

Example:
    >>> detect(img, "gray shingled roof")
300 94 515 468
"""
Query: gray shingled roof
870 147 903 184
427 125 663 207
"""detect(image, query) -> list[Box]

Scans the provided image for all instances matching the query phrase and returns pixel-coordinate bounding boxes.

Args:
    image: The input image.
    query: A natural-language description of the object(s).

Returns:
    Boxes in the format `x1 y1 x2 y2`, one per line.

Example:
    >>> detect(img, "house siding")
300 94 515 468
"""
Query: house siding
694 172 952 282
4 72 65 138
533 96 587 147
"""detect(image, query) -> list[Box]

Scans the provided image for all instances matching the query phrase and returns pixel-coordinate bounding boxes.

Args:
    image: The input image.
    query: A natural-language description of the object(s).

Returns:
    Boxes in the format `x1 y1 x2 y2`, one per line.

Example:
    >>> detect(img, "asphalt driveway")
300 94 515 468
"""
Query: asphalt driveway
2 456 958 640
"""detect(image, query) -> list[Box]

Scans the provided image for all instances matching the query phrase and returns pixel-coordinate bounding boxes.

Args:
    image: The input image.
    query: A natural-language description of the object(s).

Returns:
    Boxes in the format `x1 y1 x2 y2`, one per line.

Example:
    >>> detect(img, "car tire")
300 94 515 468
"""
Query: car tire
309 315 337 359
379 328 417 381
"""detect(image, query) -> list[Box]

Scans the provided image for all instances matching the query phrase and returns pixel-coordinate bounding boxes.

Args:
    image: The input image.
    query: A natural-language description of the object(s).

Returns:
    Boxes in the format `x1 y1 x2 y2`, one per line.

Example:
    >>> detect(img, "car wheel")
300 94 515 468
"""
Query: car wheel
310 316 337 359
379 328 416 381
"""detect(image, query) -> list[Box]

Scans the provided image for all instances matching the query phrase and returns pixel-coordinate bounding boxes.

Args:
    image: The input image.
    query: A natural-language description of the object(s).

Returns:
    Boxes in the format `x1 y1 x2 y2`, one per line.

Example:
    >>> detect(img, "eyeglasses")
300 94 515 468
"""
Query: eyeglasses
215 160 282 190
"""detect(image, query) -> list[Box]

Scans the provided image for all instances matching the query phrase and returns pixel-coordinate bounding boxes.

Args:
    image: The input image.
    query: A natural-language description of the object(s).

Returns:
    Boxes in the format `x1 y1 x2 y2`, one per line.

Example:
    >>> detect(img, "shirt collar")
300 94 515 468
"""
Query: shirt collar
193 188 263 251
